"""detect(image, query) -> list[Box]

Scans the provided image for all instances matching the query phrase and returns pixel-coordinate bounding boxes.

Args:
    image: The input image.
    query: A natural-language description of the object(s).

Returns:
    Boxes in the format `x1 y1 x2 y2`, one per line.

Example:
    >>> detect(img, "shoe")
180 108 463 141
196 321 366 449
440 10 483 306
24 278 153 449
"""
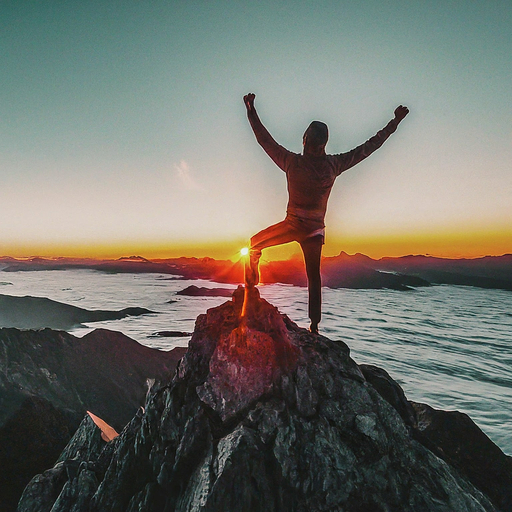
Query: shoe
309 323 319 335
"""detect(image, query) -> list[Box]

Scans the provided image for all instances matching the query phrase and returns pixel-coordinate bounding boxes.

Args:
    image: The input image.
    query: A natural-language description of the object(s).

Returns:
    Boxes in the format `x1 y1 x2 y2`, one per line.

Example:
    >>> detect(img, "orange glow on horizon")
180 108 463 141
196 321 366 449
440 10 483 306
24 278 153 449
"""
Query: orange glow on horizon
1 225 510 261
324 224 512 260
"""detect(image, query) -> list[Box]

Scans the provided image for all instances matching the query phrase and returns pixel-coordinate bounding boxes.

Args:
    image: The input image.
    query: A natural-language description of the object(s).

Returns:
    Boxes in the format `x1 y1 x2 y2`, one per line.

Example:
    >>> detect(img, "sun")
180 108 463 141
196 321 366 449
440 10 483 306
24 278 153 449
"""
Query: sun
240 247 249 256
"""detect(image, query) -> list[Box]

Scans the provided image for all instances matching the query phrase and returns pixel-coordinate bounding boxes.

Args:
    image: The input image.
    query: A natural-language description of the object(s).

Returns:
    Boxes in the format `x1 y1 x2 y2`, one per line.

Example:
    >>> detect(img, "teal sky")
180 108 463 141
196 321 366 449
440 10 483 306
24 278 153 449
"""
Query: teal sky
0 1 511 258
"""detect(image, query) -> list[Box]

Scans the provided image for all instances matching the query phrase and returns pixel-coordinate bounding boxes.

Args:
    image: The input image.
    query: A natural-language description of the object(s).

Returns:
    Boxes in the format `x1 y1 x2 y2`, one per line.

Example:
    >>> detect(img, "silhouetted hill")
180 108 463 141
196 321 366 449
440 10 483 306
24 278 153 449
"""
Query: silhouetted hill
2 253 511 291
0 294 154 330
375 254 512 291
176 285 236 297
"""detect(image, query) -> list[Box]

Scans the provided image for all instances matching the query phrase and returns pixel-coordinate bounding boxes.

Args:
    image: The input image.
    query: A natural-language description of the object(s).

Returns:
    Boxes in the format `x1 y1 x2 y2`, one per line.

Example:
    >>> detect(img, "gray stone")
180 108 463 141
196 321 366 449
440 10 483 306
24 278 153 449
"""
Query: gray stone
18 289 507 511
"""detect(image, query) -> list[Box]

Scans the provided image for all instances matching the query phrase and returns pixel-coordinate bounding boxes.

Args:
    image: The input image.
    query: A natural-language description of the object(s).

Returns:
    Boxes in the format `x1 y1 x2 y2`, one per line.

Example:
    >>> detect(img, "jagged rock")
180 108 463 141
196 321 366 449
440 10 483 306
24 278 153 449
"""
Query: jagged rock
57 414 108 464
0 293 154 330
359 363 512 511
16 463 67 512
359 363 417 428
0 328 185 512
18 414 115 512
18 288 506 511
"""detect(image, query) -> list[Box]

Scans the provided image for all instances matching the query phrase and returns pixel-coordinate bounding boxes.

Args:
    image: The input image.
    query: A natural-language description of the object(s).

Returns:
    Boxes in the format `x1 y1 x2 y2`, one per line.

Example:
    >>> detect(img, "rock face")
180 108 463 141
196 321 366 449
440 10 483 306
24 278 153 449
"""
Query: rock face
0 328 185 512
18 288 511 511
0 293 154 330
359 365 512 511
411 402 512 512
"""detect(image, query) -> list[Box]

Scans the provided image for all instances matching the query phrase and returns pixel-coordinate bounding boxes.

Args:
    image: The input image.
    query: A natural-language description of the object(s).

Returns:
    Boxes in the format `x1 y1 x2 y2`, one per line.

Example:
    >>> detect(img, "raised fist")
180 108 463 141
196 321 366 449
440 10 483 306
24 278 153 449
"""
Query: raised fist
394 105 409 121
244 93 256 111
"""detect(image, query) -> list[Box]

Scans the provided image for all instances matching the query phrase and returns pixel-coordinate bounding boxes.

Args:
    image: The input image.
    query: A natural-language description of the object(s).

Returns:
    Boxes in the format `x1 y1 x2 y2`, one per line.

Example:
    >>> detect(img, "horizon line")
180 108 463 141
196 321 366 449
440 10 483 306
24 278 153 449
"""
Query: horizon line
2 251 511 263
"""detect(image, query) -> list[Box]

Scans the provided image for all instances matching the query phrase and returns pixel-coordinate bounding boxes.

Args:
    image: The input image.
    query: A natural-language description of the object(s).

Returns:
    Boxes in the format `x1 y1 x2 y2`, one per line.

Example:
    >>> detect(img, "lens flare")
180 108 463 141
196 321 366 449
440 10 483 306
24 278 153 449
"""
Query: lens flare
240 247 249 256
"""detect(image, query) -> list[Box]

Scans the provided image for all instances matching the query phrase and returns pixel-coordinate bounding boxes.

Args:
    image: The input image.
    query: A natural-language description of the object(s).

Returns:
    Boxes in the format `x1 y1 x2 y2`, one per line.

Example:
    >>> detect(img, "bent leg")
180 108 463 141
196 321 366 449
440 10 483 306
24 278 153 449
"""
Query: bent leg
250 219 299 251
300 235 323 333
246 220 298 287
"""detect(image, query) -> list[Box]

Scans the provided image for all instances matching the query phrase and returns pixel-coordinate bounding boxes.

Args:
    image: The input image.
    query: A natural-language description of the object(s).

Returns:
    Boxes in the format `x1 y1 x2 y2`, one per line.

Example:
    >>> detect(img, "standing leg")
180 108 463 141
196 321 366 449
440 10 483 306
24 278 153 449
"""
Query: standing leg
300 235 323 333
246 219 298 287
245 248 262 287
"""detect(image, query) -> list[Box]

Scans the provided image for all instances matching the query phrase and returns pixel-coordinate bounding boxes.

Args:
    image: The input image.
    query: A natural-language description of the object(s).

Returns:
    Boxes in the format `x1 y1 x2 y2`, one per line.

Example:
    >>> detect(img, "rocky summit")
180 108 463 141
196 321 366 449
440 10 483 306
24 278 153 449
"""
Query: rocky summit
18 287 511 511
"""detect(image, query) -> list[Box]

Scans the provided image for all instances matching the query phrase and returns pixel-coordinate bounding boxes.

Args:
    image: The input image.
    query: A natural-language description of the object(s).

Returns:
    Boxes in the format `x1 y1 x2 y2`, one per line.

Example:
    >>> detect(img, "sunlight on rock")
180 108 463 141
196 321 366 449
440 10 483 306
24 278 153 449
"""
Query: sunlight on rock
87 411 119 442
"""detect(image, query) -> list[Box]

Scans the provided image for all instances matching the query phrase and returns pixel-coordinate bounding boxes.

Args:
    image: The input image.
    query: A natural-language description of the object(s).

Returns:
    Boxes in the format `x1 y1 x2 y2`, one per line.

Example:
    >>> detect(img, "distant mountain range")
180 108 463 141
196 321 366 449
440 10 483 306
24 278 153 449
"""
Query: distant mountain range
1 253 511 291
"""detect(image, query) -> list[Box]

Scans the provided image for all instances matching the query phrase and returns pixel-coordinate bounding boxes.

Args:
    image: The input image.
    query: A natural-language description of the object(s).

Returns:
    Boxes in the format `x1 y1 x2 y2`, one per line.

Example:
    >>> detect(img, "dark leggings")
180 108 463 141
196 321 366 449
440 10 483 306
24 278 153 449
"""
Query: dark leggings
299 236 322 326
249 219 323 326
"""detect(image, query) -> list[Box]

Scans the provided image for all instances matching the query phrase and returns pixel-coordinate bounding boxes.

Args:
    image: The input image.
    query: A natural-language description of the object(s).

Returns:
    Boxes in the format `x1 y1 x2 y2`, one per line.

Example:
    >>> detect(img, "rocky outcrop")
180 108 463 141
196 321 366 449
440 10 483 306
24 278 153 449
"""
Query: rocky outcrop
0 294 154 330
16 414 112 512
176 285 235 297
151 331 192 338
19 288 510 511
359 365 512 511
411 403 512 512
0 328 185 512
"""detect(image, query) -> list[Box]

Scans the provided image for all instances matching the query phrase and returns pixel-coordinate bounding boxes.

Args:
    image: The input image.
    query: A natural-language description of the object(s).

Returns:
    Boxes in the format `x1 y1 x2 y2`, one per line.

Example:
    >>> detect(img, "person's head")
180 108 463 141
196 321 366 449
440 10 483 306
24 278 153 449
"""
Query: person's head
303 121 328 155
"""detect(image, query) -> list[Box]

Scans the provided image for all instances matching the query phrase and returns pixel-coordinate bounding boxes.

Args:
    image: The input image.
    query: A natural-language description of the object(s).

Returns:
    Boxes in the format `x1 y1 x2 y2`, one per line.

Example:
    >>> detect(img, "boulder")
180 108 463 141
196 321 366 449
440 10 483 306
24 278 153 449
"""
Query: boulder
18 287 508 511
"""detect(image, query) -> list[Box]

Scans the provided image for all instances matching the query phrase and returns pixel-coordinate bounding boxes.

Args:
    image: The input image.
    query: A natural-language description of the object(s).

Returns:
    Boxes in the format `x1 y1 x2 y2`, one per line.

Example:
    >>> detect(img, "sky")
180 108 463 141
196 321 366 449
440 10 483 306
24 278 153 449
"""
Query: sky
0 1 510 260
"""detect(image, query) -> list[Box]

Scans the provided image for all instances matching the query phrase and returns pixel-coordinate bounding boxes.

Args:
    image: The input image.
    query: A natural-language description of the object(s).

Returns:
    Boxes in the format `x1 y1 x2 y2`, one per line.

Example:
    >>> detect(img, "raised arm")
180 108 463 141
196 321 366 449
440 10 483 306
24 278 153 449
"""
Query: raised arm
244 93 292 172
337 105 409 174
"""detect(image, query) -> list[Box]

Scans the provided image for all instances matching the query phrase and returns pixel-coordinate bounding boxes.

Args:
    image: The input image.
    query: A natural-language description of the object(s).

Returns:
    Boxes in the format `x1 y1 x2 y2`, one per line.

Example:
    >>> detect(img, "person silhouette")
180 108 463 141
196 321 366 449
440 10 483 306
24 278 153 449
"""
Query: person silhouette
243 93 409 334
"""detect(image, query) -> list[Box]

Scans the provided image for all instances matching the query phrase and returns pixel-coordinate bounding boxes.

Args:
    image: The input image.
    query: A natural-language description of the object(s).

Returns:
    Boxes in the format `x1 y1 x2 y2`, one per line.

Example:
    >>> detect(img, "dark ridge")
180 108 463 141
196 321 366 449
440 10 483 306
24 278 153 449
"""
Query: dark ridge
0 294 154 330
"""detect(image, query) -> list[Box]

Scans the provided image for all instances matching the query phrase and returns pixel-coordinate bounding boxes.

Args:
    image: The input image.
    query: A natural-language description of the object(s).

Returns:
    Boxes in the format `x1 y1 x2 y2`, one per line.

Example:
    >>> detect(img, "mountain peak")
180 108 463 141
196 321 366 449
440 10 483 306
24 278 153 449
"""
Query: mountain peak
18 291 508 511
